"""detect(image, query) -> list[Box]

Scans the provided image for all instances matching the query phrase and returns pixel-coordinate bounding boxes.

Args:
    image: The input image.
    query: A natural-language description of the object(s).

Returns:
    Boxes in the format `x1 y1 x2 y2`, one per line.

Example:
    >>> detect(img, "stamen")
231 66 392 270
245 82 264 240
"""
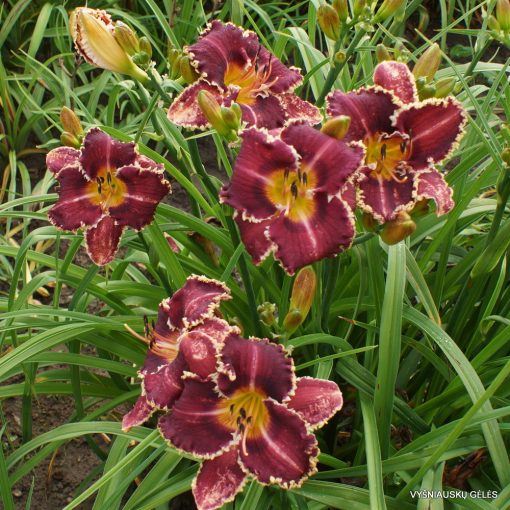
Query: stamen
380 144 387 160
297 169 302 182
107 172 112 185
229 404 235 415
284 168 290 181
302 172 308 186
123 323 150 345
96 177 102 194
143 315 150 337
239 407 246 419
408 128 413 140
291 181 298 199
400 141 406 153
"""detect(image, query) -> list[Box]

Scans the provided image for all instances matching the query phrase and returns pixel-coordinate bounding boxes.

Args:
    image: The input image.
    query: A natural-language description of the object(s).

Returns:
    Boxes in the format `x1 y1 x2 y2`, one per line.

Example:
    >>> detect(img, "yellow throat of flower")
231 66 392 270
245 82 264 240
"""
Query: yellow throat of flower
365 132 411 181
87 168 127 211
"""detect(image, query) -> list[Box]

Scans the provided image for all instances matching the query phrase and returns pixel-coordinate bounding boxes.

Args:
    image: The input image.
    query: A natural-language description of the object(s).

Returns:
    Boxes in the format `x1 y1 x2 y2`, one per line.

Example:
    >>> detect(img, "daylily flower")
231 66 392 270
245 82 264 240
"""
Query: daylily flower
122 275 234 430
69 7 149 82
220 124 364 274
46 128 170 265
158 333 343 510
326 60 467 223
168 20 321 130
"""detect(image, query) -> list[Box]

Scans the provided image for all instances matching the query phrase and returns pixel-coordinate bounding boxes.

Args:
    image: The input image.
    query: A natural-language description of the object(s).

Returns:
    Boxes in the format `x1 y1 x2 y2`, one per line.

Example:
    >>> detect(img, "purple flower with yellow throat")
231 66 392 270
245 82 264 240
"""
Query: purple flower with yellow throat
46 128 170 265
158 333 343 510
122 275 234 430
168 21 321 130
220 123 364 274
327 60 467 223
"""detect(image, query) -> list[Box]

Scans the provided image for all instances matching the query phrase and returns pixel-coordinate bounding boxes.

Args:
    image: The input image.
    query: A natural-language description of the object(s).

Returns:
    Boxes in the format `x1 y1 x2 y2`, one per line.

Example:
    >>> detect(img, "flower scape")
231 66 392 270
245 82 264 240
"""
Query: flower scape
9 2 509 510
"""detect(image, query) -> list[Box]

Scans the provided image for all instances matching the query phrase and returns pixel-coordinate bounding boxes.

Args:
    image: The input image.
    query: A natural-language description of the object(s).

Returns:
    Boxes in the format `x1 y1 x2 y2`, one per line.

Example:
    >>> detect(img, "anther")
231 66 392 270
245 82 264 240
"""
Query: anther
239 408 247 420
284 168 290 180
302 172 308 186
107 172 112 185
229 404 235 415
400 141 406 153
298 169 302 182
291 181 298 199
380 144 387 160
96 177 102 194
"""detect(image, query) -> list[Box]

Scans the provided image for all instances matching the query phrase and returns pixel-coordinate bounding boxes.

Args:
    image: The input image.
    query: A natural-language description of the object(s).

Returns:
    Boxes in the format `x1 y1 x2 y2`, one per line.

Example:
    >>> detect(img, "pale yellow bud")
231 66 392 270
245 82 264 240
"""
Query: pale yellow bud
413 43 441 83
318 5 341 40
321 115 351 140
381 212 416 245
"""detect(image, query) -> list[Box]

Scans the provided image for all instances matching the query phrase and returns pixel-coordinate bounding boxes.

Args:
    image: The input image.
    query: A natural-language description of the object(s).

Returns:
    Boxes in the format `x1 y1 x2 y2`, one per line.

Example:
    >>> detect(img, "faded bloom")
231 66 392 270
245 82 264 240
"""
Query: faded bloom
220 124 364 274
69 7 149 82
46 128 170 265
327 60 467 224
158 333 343 510
168 21 321 130
122 275 234 430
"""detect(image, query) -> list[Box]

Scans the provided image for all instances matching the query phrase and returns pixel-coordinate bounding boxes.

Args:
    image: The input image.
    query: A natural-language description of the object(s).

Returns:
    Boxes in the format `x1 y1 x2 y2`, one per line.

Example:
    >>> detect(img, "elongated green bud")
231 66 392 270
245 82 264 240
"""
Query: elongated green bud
332 0 349 20
434 77 456 98
376 44 391 62
283 266 317 334
60 106 83 138
114 22 139 56
60 131 81 149
179 56 199 83
413 43 441 83
375 0 406 22
497 0 510 31
318 4 341 40
321 115 351 139
353 0 366 17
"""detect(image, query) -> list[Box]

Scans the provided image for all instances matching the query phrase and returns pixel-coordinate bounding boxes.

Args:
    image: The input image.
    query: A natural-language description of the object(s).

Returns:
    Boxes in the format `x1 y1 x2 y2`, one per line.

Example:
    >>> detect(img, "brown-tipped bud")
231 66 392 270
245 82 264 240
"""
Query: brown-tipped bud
321 115 351 139
179 56 199 84
60 106 83 138
375 0 406 22
318 4 341 40
497 0 510 31
488 14 501 32
381 212 416 245
376 44 391 62
353 0 366 17
283 266 317 334
221 106 241 130
413 43 441 83
410 199 429 217
60 131 81 149
257 302 277 326
434 77 456 98
114 22 139 56
332 0 349 20
362 212 377 231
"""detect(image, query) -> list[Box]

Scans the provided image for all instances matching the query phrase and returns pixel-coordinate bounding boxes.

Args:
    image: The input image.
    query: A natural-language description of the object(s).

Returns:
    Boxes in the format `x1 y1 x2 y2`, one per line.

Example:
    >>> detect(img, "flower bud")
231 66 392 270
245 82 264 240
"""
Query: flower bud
221 106 241 130
60 131 81 149
381 212 416 245
198 90 237 141
332 0 349 20
497 0 510 31
283 266 317 334
114 22 139 56
418 83 436 100
362 212 377 231
501 124 510 144
375 0 406 22
416 6 430 35
413 43 441 83
318 5 341 40
257 302 277 326
353 0 366 17
434 77 456 98
179 56 199 84
321 115 351 139
139 37 152 59
334 50 347 63
488 14 501 32
60 107 83 138
376 44 391 62
69 8 148 82
502 147 510 166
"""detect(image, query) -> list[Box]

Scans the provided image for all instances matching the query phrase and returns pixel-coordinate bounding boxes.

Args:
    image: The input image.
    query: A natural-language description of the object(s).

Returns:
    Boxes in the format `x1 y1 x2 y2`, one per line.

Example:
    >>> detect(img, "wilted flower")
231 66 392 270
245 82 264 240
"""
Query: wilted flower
122 275 234 430
69 7 149 82
327 60 467 224
168 21 321 130
158 333 343 510
46 128 170 265
220 124 364 274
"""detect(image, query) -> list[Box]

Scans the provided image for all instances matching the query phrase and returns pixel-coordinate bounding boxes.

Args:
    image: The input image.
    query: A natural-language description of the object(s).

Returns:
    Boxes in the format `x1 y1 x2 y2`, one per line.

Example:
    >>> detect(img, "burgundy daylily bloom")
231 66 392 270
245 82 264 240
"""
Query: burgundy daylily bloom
326 60 467 223
168 21 321 130
122 275 234 431
158 334 343 510
47 128 171 265
220 124 364 274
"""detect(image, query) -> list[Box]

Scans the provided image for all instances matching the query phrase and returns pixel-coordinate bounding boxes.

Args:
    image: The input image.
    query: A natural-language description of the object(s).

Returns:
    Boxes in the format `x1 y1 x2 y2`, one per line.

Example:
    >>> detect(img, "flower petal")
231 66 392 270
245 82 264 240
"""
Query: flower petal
220 128 298 220
357 166 416 222
240 400 318 488
84 215 124 265
188 21 300 93
326 88 398 143
141 352 187 410
394 97 467 168
373 61 418 104
158 379 237 458
162 275 231 331
239 94 286 129
281 123 364 195
80 127 136 179
192 448 247 510
179 318 232 379
269 195 355 275
217 334 294 401
285 377 343 430
168 81 224 129
46 147 80 174
122 395 155 431
48 166 102 231
415 167 454 215
108 165 170 230
235 216 273 265
278 94 322 125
